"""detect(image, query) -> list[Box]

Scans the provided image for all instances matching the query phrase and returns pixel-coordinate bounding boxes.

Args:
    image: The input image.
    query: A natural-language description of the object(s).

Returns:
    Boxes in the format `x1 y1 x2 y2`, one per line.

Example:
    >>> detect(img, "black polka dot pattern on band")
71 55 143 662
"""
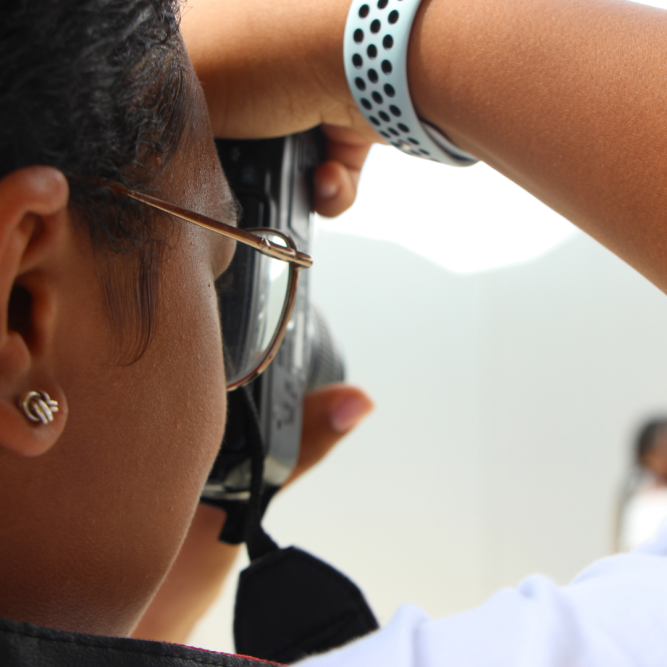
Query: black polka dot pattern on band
349 2 408 149
346 0 477 165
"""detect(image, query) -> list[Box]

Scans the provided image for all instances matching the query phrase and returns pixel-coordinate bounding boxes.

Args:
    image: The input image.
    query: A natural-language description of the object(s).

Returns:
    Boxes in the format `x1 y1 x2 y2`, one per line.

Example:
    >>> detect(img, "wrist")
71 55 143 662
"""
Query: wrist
304 0 362 122
183 0 361 138
407 0 472 151
343 0 476 163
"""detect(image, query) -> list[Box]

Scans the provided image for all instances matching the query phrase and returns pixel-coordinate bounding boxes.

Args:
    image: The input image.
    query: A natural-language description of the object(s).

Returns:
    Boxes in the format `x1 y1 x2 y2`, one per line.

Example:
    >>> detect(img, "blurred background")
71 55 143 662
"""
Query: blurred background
188 136 667 652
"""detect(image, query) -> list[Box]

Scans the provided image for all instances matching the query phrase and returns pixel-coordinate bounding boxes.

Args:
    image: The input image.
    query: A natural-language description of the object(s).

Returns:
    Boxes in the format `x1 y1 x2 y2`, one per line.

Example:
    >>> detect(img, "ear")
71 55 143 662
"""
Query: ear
0 166 70 457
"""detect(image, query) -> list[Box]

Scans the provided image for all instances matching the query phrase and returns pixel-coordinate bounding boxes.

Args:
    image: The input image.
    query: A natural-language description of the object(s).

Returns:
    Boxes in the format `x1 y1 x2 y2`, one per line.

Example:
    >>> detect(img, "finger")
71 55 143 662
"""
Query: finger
314 125 374 217
314 160 359 217
284 383 374 486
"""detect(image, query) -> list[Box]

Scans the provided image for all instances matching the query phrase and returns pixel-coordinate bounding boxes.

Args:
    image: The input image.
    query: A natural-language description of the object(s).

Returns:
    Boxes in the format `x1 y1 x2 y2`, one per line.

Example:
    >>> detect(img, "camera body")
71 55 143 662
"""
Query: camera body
202 132 344 543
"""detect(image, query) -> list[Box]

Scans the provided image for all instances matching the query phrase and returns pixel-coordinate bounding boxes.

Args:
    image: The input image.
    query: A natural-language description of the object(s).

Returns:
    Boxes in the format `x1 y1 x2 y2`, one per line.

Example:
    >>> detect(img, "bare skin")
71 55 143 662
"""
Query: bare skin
0 14 371 640
0 64 237 637
0 54 372 639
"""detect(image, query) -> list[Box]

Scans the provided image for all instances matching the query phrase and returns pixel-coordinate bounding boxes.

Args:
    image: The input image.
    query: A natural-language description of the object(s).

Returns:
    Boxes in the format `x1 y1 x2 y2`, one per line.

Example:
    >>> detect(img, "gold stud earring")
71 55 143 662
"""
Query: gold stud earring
19 391 59 425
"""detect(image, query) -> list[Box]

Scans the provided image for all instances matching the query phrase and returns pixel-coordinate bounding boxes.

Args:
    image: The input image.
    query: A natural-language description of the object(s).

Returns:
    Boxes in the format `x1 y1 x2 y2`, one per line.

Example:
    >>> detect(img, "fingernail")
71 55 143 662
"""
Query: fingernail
331 395 373 433
315 176 340 200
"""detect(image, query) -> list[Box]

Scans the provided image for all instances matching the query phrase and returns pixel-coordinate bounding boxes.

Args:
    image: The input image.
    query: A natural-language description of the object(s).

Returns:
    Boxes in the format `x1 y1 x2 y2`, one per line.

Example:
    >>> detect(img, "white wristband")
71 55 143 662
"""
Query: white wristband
343 0 477 167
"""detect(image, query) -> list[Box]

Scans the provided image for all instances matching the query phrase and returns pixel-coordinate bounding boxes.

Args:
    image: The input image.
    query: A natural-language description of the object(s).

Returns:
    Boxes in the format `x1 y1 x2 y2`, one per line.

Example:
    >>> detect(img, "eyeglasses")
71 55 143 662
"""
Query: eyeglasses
110 184 313 390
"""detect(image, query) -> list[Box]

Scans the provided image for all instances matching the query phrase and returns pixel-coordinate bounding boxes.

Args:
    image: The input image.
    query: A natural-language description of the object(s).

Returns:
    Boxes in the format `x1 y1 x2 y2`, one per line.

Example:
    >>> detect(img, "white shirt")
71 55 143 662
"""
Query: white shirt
619 477 667 551
301 521 667 667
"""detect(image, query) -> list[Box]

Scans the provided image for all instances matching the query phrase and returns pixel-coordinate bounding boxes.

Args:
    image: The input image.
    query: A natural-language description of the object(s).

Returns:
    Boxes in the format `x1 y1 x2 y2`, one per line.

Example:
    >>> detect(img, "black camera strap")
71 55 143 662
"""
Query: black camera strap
239 384 279 561
233 385 379 664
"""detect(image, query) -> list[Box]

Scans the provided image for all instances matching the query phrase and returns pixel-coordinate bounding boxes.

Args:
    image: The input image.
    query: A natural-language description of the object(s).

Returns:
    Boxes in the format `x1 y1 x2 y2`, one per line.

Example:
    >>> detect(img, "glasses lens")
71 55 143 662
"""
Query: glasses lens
216 230 291 387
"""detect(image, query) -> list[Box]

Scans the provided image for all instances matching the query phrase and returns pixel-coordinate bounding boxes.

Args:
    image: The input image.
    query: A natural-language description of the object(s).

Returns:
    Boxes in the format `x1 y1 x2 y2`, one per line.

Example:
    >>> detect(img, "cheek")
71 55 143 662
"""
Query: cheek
7 240 229 636
154 256 227 490
62 247 228 540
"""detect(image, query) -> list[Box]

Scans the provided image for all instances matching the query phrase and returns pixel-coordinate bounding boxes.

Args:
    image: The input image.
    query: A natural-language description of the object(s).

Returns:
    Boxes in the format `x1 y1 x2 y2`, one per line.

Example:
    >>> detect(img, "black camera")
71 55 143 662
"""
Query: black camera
202 131 345 543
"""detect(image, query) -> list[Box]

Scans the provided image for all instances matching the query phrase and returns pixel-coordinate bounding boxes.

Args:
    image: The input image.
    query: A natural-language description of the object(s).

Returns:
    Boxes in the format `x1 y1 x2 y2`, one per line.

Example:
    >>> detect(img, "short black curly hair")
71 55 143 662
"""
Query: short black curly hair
636 419 667 467
0 0 192 360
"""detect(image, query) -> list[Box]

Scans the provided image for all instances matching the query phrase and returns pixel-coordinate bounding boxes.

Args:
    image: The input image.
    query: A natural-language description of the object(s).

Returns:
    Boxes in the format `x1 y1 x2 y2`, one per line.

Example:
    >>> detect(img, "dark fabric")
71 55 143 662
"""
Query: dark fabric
0 617 279 667
234 547 379 664
239 383 280 562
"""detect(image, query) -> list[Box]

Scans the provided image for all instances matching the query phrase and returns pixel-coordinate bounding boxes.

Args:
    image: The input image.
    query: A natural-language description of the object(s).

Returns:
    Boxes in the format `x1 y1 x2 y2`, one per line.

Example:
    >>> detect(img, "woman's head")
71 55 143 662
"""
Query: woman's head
0 0 192 359
636 419 667 482
0 0 236 635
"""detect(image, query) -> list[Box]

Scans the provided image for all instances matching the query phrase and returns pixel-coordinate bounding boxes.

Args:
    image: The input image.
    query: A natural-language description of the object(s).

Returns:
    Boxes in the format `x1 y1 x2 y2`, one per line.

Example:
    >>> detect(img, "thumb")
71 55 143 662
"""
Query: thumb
284 383 374 486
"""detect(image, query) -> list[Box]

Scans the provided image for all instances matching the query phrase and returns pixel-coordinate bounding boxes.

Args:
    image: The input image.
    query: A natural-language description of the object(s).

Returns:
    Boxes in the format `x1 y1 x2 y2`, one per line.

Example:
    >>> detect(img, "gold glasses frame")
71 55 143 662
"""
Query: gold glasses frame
110 184 313 391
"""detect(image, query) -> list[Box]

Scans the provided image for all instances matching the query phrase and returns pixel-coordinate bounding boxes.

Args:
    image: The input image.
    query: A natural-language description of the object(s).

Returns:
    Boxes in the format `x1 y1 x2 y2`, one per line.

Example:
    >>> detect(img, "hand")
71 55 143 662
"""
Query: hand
132 383 373 644
181 0 376 218
286 382 374 486
313 125 373 219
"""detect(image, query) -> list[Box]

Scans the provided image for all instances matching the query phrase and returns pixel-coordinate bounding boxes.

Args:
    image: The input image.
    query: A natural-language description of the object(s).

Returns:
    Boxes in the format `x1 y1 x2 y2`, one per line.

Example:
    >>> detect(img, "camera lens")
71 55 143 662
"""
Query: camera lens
305 305 345 392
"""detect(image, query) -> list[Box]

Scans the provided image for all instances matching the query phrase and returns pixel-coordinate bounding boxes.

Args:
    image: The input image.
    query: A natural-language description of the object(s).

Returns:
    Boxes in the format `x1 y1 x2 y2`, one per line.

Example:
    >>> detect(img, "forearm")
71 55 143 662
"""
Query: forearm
184 0 667 293
181 0 354 139
410 0 667 291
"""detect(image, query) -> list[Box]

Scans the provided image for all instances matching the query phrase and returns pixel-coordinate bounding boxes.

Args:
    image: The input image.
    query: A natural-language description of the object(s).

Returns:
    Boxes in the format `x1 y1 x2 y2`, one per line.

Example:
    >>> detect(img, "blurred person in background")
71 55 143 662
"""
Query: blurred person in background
617 419 667 551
